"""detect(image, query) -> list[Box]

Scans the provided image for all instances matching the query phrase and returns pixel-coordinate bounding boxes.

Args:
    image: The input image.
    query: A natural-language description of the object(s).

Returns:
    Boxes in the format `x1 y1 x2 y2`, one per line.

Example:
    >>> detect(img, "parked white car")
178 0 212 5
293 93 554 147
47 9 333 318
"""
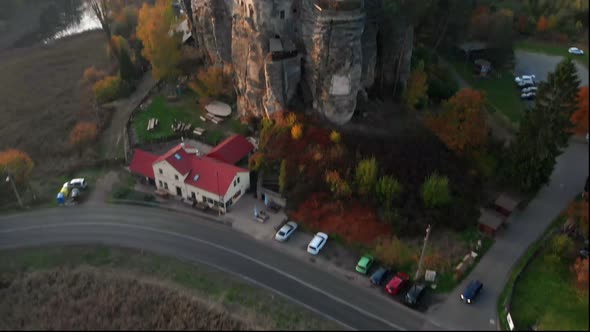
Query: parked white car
514 74 536 83
307 232 328 255
568 47 584 55
517 78 535 88
521 86 538 93
275 221 298 242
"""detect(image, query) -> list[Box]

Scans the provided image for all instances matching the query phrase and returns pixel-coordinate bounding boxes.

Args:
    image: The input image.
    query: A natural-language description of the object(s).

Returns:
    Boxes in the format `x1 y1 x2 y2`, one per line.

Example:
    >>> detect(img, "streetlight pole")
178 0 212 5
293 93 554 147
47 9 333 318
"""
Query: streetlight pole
414 224 432 281
5 172 24 209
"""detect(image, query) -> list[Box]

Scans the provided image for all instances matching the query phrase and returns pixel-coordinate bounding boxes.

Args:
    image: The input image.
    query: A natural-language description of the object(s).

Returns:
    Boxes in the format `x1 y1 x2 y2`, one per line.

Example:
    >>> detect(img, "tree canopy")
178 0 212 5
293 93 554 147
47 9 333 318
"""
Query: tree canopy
0 149 34 183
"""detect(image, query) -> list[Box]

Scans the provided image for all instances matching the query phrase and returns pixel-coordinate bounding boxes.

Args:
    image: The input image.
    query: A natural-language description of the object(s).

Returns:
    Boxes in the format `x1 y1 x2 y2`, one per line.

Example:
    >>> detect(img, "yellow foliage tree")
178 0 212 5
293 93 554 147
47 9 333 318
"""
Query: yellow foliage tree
330 130 341 144
0 149 34 183
137 0 181 80
291 123 303 140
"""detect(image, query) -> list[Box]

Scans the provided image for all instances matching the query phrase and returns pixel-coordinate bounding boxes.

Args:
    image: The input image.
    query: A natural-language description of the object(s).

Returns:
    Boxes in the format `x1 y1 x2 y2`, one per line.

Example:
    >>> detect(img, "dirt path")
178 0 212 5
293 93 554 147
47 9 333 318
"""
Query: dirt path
439 58 516 144
98 72 158 161
86 170 120 206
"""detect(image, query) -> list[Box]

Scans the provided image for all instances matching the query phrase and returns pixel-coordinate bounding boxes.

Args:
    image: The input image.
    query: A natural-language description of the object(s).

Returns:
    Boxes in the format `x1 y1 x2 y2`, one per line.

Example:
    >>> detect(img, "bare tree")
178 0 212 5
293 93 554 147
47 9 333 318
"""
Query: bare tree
90 0 118 57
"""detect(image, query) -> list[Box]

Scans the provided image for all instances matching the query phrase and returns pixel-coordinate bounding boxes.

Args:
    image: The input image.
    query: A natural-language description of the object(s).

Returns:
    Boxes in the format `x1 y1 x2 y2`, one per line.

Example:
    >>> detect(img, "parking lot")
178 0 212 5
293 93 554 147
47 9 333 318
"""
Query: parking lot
515 50 589 86
229 195 445 313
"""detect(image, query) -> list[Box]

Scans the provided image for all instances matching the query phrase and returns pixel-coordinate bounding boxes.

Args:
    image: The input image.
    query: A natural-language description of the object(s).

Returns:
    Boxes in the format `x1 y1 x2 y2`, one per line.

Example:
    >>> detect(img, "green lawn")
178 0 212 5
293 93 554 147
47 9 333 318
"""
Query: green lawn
0 246 341 331
450 60 526 124
510 242 588 330
133 93 249 146
515 40 589 68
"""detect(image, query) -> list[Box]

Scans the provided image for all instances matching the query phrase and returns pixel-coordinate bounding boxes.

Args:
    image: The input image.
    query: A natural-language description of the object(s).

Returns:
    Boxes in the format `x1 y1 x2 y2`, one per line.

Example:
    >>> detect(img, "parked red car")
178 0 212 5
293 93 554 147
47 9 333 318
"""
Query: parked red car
385 272 410 296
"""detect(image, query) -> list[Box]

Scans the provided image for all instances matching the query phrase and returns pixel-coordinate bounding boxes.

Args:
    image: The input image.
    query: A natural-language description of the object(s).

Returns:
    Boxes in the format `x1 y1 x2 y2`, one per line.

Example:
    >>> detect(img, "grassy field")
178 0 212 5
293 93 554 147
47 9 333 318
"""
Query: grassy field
0 246 341 330
515 40 589 68
510 242 588 330
133 94 249 146
450 60 525 124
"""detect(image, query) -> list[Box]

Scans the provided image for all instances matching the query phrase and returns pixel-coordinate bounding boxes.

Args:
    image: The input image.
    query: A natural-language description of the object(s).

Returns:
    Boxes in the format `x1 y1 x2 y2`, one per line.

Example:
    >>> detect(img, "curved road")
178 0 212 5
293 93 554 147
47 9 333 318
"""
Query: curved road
0 205 442 331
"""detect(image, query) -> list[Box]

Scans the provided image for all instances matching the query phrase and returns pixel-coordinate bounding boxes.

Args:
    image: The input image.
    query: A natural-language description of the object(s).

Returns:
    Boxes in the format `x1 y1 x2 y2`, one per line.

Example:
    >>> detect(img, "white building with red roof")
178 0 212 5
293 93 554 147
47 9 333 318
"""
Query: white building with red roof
129 135 254 212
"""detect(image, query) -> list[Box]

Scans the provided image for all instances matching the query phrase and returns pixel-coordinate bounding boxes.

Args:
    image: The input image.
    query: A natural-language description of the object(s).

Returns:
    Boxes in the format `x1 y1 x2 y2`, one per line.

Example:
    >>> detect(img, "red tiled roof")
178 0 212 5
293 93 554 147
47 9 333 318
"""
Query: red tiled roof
184 156 248 196
207 134 254 165
154 144 194 175
129 149 158 179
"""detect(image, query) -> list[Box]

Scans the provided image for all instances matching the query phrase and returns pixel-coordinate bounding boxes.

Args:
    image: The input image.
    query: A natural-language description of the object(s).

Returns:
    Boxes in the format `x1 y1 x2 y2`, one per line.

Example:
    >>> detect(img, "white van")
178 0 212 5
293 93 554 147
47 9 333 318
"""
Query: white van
67 178 87 190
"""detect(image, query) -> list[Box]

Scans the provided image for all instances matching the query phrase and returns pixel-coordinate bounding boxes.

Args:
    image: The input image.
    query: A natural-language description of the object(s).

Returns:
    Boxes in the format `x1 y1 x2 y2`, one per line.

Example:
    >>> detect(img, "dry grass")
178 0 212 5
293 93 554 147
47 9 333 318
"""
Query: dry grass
0 267 250 330
0 31 111 206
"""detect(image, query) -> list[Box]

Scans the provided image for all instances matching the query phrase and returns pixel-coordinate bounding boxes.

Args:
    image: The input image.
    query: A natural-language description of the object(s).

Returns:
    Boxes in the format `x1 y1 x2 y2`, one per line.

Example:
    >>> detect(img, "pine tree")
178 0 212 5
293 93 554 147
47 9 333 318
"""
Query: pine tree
118 47 137 82
507 59 580 193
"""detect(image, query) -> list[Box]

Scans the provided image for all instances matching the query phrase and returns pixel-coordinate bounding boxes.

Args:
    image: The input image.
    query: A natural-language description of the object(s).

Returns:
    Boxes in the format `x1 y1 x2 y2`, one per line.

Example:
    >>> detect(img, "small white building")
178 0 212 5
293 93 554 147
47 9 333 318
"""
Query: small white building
130 135 254 212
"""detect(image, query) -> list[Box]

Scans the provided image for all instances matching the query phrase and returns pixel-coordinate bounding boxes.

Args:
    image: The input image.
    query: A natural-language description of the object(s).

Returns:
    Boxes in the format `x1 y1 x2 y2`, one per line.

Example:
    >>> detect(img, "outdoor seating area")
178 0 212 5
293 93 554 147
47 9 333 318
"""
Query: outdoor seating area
147 118 159 131
171 119 192 133
192 127 206 136
203 113 224 125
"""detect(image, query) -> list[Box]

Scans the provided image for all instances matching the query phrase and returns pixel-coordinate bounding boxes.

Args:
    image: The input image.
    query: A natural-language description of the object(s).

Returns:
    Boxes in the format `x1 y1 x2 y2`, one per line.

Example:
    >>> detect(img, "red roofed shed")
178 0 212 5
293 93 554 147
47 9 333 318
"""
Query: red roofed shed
207 134 254 165
129 149 158 179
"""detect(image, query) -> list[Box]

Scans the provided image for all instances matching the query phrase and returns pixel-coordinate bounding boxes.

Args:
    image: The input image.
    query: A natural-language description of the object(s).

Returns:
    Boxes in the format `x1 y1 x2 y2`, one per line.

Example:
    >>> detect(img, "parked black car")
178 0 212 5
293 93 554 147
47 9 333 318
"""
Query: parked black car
369 267 389 286
405 283 427 306
461 280 483 304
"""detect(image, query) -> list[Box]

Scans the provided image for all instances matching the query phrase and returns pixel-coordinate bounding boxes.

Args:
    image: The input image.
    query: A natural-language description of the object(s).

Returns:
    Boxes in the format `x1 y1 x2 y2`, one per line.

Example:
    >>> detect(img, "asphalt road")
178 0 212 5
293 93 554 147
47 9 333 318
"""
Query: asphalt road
428 140 589 330
0 205 443 331
514 50 589 86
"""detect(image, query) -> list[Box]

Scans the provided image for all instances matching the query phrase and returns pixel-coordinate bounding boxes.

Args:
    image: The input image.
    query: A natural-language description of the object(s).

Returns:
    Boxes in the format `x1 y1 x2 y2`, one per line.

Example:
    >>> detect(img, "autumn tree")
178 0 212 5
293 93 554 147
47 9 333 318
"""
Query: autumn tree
279 159 288 194
325 170 352 198
403 60 428 110
69 122 98 156
291 123 303 140
507 59 580 193
329 130 341 144
375 175 403 210
137 0 181 80
90 0 117 57
355 157 379 198
571 86 589 136
537 15 549 33
0 149 34 183
189 65 234 107
421 172 451 208
425 88 488 155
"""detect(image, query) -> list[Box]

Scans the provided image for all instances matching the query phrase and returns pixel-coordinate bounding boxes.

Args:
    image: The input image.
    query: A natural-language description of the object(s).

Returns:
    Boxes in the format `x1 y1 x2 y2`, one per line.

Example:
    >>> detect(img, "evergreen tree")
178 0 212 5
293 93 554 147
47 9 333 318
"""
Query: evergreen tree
508 58 580 193
118 47 137 82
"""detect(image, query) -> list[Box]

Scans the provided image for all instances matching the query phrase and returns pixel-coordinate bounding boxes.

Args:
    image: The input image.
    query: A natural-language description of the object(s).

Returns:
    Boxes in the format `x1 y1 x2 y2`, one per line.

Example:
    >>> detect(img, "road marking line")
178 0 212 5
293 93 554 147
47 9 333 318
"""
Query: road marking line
1 222 408 330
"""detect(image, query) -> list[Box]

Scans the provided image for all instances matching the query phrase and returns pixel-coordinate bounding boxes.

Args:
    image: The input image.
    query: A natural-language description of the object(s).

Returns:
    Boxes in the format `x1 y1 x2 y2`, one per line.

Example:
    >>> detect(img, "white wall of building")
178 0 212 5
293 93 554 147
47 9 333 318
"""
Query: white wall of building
223 171 250 207
153 160 189 197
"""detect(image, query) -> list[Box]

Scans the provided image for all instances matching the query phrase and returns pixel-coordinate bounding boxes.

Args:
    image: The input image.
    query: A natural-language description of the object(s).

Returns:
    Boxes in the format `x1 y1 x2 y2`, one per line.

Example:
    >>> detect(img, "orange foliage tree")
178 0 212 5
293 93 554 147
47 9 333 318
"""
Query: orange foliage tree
137 0 181 80
537 15 549 33
572 257 589 295
571 86 589 136
0 149 34 183
425 88 488 154
403 62 428 110
291 123 303 140
325 170 352 198
69 122 98 155
188 65 234 108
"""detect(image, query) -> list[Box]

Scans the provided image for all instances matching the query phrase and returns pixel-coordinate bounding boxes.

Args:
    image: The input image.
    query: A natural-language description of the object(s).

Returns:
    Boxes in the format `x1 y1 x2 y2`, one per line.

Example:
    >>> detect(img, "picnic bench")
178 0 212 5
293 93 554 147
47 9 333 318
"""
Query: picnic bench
147 118 159 131
205 113 223 124
171 120 192 133
200 115 207 122
193 127 206 136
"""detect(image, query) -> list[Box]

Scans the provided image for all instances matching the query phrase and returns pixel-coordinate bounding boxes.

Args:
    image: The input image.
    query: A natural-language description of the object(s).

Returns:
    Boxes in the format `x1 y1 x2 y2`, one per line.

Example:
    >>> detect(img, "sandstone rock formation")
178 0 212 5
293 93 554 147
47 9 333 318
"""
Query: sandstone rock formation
186 0 413 125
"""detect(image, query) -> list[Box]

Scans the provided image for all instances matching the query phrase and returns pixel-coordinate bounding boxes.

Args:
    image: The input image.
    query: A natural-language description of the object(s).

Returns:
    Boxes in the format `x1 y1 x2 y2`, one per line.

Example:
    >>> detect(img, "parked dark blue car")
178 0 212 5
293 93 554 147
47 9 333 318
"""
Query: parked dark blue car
369 267 389 286
461 280 483 304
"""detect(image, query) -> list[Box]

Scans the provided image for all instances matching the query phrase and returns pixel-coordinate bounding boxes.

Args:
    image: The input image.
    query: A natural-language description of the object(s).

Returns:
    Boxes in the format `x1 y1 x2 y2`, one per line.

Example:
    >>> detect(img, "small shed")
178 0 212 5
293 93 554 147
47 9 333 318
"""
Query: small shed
494 193 522 218
478 208 506 237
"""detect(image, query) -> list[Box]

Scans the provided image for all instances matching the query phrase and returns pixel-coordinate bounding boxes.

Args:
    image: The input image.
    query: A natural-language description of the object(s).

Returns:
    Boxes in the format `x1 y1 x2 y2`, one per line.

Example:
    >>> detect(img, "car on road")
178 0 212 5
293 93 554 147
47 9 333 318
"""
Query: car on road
355 254 374 274
369 267 390 286
568 47 584 55
66 178 87 190
385 272 410 296
307 232 328 255
461 280 483 304
405 283 427 307
274 221 298 242
514 74 536 83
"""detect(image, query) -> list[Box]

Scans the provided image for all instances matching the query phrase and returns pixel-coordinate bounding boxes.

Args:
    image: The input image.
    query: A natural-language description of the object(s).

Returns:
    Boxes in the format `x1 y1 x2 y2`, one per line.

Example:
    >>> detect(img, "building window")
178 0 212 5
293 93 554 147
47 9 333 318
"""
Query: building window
164 182 168 190
233 179 237 187
158 180 163 187
280 10 285 19
207 198 213 204
237 177 240 184
159 168 163 175
174 175 178 180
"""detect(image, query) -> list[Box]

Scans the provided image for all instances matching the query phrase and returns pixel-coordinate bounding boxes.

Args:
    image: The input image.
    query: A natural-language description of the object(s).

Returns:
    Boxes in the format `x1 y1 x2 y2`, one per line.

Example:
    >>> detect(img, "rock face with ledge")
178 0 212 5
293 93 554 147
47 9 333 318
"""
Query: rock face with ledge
187 0 412 125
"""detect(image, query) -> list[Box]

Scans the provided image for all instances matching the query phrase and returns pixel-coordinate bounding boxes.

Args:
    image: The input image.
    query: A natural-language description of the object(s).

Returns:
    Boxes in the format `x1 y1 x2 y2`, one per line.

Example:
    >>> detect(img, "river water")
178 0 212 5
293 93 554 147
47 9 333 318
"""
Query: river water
0 0 100 50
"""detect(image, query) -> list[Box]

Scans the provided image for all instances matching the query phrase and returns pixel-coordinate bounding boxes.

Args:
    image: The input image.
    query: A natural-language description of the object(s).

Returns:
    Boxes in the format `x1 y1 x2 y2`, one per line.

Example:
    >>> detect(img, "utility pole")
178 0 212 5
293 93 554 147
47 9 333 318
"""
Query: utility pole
5 172 24 209
414 224 432 281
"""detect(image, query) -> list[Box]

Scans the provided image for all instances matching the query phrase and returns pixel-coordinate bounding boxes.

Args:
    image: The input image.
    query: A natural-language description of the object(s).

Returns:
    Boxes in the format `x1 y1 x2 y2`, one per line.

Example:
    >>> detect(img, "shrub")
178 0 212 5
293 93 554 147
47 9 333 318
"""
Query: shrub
427 66 459 103
329 130 341 144
374 237 416 269
421 172 451 208
0 149 34 183
375 175 403 209
355 157 378 198
69 122 98 155
471 150 498 179
549 234 575 258
93 75 130 104
325 170 352 198
572 257 589 296
291 123 303 140
83 66 107 84
279 159 288 194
